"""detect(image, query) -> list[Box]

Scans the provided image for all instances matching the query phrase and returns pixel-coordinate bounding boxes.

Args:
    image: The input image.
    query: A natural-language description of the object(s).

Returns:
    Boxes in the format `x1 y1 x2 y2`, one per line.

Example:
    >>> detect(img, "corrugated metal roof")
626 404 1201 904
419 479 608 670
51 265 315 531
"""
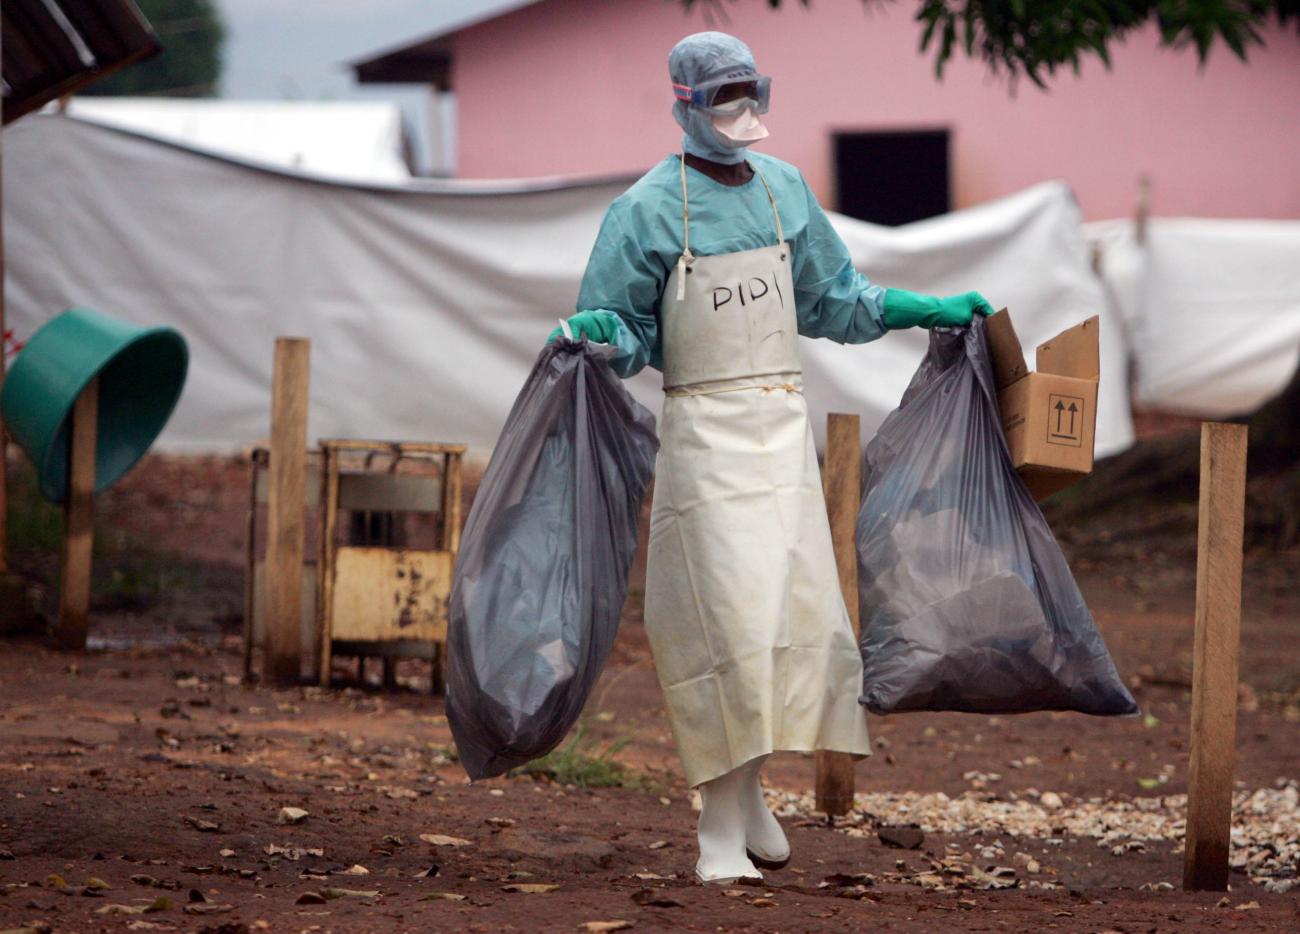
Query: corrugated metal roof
2 0 160 125
350 0 542 89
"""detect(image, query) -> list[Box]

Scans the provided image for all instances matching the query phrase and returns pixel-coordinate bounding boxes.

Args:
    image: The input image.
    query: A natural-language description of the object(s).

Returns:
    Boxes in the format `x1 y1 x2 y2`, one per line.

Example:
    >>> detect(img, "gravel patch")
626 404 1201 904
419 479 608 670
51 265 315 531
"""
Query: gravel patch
771 778 1299 892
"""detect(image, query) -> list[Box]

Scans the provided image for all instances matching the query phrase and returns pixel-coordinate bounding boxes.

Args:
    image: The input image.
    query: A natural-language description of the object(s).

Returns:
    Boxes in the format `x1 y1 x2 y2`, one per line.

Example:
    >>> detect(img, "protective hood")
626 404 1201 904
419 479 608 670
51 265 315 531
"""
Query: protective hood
668 31 767 166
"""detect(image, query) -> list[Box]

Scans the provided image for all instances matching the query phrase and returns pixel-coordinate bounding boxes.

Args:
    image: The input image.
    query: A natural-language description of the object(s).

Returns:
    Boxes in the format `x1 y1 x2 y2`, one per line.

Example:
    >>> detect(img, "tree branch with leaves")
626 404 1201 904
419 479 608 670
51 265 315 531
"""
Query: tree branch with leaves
681 0 1299 87
82 0 225 97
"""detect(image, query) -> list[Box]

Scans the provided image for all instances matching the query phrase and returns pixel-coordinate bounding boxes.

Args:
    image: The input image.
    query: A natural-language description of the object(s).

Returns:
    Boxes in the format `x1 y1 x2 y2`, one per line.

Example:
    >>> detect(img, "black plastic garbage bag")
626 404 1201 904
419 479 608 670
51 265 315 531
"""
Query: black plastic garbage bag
447 339 658 780
855 317 1137 717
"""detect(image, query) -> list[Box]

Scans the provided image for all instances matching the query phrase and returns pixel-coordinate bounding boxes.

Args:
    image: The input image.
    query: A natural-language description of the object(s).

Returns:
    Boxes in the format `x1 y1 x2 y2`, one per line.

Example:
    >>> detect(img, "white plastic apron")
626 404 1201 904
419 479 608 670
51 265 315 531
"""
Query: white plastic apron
643 159 871 787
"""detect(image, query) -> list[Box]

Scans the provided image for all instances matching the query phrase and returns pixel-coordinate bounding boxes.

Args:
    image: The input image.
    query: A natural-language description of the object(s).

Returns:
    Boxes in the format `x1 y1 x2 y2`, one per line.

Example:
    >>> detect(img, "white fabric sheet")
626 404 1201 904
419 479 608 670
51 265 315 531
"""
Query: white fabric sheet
4 116 1133 458
63 99 413 184
1087 218 1300 417
816 184 1132 455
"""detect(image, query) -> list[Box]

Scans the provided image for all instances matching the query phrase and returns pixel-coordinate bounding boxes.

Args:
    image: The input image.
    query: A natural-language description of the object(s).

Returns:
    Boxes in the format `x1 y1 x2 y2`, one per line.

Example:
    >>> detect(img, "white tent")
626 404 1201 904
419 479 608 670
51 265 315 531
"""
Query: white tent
63 98 413 184
1087 218 1300 417
816 184 1133 457
5 115 1133 459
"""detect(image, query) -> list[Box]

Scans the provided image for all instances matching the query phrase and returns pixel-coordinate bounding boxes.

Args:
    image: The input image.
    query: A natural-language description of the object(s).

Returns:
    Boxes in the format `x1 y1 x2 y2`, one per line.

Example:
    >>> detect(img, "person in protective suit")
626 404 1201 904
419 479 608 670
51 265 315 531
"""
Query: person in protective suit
550 31 993 884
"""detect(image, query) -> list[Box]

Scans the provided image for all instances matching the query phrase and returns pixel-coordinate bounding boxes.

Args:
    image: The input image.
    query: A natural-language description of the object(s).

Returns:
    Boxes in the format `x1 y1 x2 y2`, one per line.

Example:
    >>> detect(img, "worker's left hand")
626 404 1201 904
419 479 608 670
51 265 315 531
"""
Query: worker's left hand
961 291 996 319
882 289 995 330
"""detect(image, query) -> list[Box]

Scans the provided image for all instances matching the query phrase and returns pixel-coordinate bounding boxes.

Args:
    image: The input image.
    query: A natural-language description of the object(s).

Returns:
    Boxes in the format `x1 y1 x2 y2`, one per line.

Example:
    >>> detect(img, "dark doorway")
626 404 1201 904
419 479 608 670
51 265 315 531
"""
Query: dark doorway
833 129 951 226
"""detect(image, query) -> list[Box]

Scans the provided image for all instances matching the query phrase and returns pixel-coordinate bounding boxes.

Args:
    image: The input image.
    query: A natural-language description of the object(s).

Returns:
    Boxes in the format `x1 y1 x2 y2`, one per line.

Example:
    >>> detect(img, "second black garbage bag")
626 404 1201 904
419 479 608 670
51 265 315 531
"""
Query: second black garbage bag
447 339 659 780
856 317 1137 717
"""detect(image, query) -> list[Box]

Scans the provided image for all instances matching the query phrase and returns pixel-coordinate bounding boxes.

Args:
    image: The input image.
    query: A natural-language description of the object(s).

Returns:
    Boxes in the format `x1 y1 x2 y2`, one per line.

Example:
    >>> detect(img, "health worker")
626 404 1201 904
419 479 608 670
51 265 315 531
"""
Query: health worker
549 31 994 884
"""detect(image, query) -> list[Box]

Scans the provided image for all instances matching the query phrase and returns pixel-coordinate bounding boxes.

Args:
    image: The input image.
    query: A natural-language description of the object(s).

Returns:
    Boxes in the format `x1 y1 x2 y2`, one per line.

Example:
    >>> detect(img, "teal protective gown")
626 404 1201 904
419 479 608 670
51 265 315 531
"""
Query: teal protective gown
577 152 889 377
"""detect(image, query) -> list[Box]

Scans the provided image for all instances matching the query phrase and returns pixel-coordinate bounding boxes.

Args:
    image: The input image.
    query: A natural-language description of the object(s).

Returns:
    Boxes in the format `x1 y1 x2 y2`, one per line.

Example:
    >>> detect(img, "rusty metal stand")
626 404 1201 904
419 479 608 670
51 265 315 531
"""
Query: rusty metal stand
316 440 464 695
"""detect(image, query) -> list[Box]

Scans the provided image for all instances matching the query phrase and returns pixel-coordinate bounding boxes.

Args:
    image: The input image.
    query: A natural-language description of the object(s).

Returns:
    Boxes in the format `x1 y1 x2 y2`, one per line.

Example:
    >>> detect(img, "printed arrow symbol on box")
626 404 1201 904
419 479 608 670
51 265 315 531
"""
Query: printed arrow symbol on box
1068 402 1078 434
1055 399 1066 433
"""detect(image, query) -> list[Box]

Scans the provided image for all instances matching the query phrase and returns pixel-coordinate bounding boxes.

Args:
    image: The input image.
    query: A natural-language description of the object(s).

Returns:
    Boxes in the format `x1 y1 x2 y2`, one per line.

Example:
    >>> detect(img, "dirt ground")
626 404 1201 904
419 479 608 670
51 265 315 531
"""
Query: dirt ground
2 444 1298 933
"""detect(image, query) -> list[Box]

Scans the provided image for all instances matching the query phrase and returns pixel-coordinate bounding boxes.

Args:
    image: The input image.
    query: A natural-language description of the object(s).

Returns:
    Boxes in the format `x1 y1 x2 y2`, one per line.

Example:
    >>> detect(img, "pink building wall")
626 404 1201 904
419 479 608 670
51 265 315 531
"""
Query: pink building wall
452 0 1300 220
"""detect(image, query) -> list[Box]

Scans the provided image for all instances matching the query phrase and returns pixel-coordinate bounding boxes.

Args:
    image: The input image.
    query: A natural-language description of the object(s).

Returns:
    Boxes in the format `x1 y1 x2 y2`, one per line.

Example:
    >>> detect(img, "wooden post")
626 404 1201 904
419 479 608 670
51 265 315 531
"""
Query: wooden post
241 452 261 679
265 338 310 686
432 450 463 696
317 445 340 686
445 451 463 554
56 378 98 649
816 413 862 816
1183 422 1247 891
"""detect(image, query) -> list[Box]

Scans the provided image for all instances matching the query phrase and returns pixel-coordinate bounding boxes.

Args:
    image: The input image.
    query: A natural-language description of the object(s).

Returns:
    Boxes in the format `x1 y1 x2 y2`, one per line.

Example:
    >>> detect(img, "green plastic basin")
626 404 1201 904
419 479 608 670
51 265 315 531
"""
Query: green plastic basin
0 308 188 503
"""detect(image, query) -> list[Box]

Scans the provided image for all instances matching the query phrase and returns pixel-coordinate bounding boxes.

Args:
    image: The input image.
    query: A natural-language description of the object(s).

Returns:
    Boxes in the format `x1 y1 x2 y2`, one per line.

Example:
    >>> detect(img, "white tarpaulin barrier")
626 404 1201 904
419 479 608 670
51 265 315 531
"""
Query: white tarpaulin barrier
1087 218 1300 417
816 185 1132 456
4 116 1132 458
64 98 413 184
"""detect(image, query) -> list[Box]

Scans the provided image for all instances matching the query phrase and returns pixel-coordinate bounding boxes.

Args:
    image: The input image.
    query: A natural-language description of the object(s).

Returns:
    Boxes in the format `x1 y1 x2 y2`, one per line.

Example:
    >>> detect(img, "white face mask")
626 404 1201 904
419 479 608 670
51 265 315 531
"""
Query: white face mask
711 102 769 147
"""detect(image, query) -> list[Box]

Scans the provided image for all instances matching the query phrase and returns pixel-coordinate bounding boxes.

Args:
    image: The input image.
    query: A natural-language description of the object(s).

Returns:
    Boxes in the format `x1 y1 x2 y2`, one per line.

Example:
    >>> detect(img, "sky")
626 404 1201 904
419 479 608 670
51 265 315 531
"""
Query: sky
216 0 507 100
214 0 521 170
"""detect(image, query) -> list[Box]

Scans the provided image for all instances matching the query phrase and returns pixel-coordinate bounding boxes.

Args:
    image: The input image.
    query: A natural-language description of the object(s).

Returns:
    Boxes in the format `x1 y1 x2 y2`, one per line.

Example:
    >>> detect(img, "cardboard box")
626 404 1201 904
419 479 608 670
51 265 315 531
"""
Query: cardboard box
985 310 1099 500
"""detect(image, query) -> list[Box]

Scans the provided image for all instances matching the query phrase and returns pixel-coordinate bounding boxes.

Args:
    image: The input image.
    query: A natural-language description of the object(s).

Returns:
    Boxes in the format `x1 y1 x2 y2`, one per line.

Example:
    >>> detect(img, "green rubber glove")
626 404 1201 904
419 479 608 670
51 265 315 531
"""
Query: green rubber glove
547 309 623 345
881 289 995 330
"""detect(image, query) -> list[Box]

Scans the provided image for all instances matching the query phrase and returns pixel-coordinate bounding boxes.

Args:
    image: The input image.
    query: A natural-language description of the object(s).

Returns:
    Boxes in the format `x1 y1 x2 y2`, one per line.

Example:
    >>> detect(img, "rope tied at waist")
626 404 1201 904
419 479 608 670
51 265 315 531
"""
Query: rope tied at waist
664 381 803 398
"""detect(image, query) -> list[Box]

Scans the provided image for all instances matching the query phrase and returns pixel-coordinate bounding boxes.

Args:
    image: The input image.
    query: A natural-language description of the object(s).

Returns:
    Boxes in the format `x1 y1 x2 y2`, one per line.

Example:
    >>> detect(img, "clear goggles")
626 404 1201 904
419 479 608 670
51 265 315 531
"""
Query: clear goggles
673 74 771 116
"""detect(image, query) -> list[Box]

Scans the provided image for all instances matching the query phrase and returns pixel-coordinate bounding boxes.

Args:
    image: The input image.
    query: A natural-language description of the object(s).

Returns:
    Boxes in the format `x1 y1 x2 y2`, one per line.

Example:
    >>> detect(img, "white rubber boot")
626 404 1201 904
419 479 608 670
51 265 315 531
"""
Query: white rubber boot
739 755 790 869
694 765 763 884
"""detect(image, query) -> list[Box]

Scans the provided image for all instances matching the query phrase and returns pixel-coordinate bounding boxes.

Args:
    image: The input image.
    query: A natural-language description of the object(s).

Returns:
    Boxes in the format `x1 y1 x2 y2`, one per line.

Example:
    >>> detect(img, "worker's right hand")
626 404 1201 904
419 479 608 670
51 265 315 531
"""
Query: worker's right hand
547 310 622 345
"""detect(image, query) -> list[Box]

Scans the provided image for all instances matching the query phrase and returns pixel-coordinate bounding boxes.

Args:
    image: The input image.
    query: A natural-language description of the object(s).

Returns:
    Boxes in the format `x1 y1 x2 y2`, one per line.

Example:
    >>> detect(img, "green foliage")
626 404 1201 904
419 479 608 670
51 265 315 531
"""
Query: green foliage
5 458 186 612
82 0 225 97
430 744 460 765
515 724 644 789
680 0 1299 87
6 463 62 555
92 536 193 612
